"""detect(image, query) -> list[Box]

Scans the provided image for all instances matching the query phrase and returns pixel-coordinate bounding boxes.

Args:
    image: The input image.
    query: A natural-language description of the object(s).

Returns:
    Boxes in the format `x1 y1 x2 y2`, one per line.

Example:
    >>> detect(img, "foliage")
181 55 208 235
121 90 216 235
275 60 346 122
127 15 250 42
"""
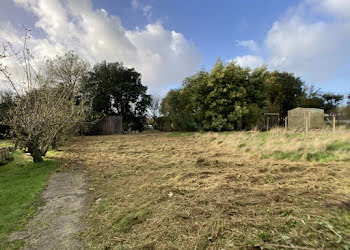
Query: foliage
322 92 343 113
0 92 15 139
299 85 344 113
0 32 89 162
265 71 304 116
299 85 325 109
161 89 197 131
161 59 345 132
83 61 151 131
161 59 268 131
0 150 58 248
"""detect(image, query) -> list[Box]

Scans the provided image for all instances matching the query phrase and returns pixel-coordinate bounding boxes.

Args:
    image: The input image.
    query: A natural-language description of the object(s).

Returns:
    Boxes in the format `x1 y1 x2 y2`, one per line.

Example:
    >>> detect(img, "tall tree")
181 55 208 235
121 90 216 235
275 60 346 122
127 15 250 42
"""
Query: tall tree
300 85 325 109
160 89 197 131
322 93 343 113
163 60 268 131
266 71 304 116
84 61 151 131
149 95 161 129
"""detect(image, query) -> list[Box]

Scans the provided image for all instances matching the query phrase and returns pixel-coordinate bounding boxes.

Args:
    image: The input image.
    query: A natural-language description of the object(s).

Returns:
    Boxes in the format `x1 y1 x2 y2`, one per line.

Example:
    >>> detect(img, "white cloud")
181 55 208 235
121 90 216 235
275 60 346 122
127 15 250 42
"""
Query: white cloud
236 40 260 53
131 0 152 20
265 4 350 82
234 0 350 84
0 0 202 91
309 0 350 19
232 55 264 69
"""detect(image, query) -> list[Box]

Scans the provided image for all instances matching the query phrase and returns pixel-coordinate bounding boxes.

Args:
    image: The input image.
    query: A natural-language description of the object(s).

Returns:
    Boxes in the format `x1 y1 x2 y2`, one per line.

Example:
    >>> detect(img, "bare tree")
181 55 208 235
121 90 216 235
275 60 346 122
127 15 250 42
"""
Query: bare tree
149 95 161 129
0 30 89 162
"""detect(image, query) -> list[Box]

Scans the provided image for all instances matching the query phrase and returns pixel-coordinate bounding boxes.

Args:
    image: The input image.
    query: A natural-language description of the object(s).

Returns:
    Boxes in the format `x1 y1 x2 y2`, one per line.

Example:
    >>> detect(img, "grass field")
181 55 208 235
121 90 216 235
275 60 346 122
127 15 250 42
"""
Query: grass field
0 150 58 249
64 131 350 249
206 127 350 162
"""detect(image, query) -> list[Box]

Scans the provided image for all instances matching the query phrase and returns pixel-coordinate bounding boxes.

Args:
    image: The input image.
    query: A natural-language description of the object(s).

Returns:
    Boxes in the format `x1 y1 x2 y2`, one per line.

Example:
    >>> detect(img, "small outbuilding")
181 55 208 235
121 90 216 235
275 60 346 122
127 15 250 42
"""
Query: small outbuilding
288 108 324 130
264 113 280 130
97 116 123 135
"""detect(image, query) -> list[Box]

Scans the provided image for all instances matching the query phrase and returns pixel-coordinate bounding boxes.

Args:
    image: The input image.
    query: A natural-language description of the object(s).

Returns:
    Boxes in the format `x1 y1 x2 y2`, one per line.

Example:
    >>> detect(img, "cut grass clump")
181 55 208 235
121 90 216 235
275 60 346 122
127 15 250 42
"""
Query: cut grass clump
0 151 58 248
113 209 150 233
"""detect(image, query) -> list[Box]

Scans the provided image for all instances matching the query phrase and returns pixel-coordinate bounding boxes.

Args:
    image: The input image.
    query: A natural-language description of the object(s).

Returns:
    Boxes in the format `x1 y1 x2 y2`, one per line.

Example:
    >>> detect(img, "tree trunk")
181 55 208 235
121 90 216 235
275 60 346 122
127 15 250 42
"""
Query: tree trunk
51 136 57 150
27 139 44 162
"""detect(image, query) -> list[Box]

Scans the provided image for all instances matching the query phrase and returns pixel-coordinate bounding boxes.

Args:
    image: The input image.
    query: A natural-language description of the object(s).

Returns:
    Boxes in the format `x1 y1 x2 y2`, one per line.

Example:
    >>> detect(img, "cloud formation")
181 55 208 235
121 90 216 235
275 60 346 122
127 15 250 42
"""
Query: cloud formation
236 40 260 53
234 0 350 84
0 0 202 91
131 0 152 20
232 55 264 69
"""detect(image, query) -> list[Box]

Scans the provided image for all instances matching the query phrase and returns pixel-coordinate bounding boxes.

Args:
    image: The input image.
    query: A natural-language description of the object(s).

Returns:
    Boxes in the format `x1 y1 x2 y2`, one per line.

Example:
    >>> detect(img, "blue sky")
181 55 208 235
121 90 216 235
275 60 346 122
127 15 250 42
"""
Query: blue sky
0 0 349 97
102 0 294 64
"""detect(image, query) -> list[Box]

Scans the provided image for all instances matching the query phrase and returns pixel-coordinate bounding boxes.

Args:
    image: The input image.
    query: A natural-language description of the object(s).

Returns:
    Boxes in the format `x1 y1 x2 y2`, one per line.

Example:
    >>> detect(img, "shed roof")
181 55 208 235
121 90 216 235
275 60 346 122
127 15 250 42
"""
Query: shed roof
289 107 324 112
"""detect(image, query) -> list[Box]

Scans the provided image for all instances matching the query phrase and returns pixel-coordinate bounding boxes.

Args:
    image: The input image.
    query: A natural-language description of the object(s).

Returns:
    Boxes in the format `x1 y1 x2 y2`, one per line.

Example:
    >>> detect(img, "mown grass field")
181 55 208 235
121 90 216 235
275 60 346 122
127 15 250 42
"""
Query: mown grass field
0 149 58 249
65 130 350 249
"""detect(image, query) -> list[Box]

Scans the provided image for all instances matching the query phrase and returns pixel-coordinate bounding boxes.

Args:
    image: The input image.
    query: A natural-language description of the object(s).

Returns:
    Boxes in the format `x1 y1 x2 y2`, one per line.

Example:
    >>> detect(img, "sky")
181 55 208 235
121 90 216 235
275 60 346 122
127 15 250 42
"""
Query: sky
0 0 349 97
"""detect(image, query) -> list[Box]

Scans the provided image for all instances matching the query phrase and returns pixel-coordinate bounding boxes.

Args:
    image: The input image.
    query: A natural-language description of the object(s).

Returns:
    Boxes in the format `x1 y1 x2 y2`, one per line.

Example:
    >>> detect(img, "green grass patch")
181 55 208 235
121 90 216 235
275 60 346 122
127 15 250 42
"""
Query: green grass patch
326 142 350 151
306 152 336 162
0 151 58 248
269 151 303 161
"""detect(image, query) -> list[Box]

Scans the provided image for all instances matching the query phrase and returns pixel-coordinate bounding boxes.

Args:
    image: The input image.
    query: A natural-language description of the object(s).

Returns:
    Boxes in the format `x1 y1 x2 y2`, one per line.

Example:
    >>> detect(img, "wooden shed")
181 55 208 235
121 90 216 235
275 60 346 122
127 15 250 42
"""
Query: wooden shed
97 116 123 135
264 113 280 130
288 108 324 130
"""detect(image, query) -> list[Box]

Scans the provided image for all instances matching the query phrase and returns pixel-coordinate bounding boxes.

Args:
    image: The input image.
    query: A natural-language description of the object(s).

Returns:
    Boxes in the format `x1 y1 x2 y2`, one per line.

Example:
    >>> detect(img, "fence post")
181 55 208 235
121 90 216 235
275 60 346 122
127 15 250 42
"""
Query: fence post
267 117 269 131
305 113 308 133
333 115 336 133
285 117 288 131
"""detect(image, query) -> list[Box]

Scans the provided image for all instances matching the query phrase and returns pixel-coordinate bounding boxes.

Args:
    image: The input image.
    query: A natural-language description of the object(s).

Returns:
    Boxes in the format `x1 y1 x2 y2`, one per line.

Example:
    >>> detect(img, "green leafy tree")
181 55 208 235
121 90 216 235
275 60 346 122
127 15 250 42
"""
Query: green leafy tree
84 61 151 131
322 93 343 113
300 85 325 109
266 71 304 116
0 92 15 138
160 89 196 131
163 59 268 131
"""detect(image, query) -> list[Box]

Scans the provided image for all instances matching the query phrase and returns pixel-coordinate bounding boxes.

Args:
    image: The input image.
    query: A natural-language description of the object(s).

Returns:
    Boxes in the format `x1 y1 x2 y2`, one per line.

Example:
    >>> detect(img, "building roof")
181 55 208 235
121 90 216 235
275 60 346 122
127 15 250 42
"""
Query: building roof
288 107 324 112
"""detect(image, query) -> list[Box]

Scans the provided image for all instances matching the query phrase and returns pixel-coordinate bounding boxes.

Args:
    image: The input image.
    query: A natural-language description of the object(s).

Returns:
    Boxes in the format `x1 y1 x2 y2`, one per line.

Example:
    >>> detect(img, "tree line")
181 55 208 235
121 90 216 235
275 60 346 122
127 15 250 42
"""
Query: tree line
0 34 348 161
159 59 346 131
0 33 150 161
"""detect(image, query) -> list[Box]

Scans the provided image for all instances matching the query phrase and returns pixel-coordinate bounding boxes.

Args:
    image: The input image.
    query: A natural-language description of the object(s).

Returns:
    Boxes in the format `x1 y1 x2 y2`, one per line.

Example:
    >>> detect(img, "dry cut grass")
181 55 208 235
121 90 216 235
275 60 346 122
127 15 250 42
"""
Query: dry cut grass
63 132 350 249
203 127 350 162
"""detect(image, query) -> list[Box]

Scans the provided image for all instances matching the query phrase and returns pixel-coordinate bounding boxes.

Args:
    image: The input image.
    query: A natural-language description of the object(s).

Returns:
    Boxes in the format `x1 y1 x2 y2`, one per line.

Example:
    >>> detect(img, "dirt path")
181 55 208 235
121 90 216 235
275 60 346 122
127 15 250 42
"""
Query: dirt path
10 167 87 249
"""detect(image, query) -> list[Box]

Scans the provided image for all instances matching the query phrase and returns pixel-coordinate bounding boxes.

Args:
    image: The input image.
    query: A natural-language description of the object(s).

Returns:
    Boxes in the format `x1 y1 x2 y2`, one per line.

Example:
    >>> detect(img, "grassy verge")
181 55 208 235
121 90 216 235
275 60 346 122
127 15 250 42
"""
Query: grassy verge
205 127 350 162
0 150 58 249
